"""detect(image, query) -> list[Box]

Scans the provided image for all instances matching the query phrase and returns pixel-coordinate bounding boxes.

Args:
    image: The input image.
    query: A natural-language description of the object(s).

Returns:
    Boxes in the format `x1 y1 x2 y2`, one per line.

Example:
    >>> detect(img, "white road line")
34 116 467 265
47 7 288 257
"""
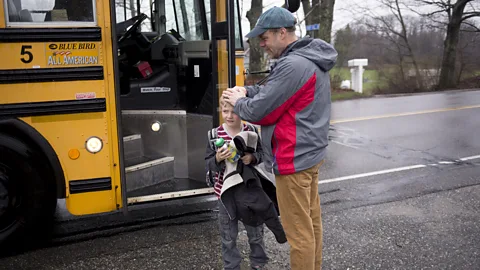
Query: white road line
438 161 455 164
331 104 480 124
459 155 480 161
319 154 480 185
319 165 427 184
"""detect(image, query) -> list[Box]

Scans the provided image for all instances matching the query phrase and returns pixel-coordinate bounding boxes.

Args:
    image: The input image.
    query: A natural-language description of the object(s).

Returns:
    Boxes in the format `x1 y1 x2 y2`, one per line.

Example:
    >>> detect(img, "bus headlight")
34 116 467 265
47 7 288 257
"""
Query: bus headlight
85 136 103 153
151 121 161 132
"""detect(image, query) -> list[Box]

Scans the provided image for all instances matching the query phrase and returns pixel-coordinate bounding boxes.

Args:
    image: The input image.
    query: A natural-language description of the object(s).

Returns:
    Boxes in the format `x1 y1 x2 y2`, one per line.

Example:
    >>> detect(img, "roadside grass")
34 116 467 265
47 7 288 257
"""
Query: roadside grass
330 67 390 94
330 67 379 101
331 91 369 101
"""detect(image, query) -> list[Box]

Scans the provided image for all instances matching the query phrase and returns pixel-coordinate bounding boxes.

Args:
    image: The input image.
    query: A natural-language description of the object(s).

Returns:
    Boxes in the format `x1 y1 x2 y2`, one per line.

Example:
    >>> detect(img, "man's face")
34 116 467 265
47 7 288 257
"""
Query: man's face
259 29 286 59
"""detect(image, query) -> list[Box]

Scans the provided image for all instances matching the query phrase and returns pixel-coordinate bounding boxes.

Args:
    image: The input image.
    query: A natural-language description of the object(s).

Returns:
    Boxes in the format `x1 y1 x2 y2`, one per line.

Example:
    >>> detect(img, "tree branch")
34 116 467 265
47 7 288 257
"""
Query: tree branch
297 1 321 25
461 21 480 32
415 0 452 10
461 12 480 22
457 0 474 7
407 0 450 21
420 9 449 17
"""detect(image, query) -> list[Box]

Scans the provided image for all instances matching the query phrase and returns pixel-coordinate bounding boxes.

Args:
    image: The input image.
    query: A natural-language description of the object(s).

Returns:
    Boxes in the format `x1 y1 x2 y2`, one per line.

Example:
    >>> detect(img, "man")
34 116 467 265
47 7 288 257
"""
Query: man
222 6 337 270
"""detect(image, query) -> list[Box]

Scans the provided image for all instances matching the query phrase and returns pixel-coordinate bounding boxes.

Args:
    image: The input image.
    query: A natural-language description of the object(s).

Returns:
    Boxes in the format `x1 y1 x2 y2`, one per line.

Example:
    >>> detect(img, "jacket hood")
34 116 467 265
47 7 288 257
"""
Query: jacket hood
284 37 338 72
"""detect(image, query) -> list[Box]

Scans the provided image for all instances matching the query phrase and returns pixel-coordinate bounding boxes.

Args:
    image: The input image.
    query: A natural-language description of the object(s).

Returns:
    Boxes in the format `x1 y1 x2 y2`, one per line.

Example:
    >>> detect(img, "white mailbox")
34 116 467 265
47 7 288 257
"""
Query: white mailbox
348 59 368 93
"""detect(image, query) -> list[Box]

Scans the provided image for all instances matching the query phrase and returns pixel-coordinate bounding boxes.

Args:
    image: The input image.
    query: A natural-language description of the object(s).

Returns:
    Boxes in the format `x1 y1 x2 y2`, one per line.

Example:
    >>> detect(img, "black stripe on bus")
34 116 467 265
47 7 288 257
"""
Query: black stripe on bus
69 177 112 194
0 27 102 42
0 98 106 118
0 66 104 84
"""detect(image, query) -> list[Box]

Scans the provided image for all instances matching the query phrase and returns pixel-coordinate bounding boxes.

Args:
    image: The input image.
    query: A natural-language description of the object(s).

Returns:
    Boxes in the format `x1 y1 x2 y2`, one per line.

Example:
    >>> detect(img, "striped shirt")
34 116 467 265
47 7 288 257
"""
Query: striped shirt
213 123 253 197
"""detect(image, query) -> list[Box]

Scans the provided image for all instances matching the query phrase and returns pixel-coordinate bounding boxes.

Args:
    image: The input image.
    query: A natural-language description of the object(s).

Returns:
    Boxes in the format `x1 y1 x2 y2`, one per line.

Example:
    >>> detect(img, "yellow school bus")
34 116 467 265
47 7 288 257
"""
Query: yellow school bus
0 0 299 248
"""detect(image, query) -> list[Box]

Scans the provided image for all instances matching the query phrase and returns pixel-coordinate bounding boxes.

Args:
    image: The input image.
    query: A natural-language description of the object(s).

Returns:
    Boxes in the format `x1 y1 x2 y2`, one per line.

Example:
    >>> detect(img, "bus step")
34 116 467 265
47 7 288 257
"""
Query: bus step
127 187 214 205
126 177 210 198
123 134 143 160
125 156 174 192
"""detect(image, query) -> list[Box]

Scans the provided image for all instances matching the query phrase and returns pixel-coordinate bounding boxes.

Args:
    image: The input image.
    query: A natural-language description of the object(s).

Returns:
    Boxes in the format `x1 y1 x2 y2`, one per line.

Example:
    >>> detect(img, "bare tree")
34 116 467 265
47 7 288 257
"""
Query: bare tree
412 0 480 89
246 0 265 73
408 18 445 67
300 0 313 35
319 0 336 42
295 11 304 37
332 24 353 68
456 24 480 84
361 0 425 90
300 0 336 42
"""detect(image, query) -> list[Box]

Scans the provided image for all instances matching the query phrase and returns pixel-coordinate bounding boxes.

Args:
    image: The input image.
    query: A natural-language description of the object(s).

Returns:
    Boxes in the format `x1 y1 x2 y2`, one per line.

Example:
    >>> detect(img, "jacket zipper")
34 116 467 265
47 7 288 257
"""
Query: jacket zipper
272 133 279 169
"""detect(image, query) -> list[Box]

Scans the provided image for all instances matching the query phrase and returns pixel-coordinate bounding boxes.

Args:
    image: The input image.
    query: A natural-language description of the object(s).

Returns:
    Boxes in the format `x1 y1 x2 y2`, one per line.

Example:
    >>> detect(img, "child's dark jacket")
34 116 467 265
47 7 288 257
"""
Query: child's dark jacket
220 131 287 244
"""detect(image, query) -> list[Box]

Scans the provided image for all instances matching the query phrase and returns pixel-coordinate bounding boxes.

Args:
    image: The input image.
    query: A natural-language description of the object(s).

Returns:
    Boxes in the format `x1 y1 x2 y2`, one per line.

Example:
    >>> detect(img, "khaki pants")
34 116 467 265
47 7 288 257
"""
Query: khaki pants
275 161 324 270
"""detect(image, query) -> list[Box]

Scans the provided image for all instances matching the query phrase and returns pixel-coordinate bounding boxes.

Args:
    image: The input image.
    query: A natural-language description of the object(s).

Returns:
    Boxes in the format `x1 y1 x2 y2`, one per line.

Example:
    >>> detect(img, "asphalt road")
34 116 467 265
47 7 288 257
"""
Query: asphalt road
1 89 479 270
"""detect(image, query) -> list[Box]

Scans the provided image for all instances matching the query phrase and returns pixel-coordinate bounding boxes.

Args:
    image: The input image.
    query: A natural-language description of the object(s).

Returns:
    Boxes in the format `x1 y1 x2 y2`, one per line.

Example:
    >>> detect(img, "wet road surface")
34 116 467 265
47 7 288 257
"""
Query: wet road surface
324 89 480 179
1 89 479 269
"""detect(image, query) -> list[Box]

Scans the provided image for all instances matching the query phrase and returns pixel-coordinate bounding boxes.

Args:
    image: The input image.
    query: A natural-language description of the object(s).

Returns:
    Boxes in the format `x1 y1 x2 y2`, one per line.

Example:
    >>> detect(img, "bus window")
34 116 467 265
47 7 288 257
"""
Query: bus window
170 0 204 41
204 0 242 49
233 0 242 49
165 0 178 32
115 0 153 32
115 0 136 23
5 0 95 24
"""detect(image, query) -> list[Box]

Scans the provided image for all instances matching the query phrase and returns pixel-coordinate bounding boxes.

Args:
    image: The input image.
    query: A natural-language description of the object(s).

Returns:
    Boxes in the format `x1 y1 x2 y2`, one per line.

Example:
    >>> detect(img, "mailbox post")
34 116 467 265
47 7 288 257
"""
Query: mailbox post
348 59 368 93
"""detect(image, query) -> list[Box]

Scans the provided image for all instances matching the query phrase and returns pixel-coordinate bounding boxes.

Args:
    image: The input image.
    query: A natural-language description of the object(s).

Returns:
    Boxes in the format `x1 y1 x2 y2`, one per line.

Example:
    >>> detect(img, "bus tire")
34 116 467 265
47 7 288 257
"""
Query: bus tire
0 134 57 251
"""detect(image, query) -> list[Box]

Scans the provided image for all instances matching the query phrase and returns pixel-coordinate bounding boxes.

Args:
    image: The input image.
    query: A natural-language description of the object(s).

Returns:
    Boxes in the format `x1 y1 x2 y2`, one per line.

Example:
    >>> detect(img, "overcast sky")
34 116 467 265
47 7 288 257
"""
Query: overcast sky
239 0 479 40
239 0 377 37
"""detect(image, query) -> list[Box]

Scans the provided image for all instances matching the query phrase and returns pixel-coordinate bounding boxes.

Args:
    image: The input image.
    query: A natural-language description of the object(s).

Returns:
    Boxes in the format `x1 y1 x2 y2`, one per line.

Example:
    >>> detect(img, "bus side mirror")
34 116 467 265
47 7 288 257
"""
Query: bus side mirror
285 0 300 12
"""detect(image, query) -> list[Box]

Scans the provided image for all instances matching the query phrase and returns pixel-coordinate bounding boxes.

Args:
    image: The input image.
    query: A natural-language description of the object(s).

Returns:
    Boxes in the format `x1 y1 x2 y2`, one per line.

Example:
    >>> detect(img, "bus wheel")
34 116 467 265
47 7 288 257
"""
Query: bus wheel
0 134 56 251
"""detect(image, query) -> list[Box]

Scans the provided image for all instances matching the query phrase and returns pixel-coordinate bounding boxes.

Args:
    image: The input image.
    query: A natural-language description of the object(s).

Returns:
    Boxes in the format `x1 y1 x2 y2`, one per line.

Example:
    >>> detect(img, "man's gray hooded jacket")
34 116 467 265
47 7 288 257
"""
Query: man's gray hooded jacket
234 37 337 175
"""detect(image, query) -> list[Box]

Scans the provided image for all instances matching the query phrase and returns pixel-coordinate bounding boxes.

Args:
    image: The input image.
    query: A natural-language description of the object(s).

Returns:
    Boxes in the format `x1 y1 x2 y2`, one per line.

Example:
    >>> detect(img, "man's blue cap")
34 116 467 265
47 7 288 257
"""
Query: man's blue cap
245 7 296 38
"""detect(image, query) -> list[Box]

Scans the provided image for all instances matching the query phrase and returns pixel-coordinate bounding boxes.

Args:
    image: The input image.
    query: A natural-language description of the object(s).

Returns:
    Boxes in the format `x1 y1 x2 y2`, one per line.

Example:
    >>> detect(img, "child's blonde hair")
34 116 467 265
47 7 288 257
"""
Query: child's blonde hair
219 94 233 109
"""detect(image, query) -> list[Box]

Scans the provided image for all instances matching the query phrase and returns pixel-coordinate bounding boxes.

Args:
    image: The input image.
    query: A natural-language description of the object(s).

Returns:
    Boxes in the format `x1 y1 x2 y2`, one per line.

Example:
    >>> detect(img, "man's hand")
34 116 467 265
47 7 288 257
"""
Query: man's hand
215 147 230 163
222 87 247 106
229 86 247 95
241 153 256 165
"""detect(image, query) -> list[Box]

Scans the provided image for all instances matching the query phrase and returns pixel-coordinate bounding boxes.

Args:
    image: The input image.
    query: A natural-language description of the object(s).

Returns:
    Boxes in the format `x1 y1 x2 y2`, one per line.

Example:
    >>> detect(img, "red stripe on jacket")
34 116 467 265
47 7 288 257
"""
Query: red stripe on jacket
272 74 317 174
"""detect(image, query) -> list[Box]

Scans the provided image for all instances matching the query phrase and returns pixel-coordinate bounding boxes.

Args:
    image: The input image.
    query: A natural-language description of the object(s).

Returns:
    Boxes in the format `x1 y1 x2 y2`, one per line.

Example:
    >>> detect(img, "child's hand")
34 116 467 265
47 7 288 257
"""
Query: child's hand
215 147 230 163
241 153 256 165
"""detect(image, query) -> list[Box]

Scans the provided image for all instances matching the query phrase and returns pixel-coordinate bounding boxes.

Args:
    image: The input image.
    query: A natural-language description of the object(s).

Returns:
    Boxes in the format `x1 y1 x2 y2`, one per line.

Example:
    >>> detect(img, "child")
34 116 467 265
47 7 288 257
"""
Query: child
205 96 268 270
